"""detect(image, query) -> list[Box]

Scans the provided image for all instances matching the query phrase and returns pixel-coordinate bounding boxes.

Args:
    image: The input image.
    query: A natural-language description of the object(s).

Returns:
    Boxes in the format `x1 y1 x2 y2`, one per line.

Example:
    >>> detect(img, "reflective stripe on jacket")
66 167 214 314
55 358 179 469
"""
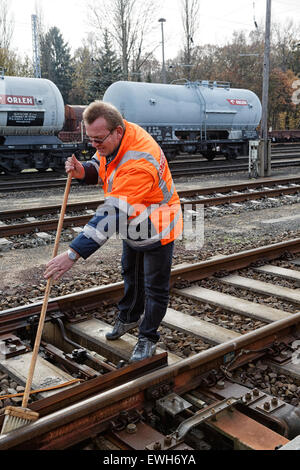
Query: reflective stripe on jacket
93 120 182 248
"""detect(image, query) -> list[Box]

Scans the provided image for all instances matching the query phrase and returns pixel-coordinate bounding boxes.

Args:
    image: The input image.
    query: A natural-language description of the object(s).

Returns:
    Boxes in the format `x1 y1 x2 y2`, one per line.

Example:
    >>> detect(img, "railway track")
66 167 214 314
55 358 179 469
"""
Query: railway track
1 176 300 243
169 156 300 177
0 239 300 450
0 177 79 193
0 143 299 191
1 160 299 192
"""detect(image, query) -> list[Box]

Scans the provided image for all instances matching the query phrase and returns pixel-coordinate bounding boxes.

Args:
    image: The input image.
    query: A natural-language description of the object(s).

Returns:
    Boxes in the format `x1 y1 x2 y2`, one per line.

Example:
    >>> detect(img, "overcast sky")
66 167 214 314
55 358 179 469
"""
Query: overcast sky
9 0 300 61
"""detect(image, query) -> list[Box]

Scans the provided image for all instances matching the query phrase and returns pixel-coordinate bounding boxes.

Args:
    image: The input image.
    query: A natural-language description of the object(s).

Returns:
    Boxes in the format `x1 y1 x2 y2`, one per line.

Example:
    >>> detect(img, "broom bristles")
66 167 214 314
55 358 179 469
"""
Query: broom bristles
1 406 39 435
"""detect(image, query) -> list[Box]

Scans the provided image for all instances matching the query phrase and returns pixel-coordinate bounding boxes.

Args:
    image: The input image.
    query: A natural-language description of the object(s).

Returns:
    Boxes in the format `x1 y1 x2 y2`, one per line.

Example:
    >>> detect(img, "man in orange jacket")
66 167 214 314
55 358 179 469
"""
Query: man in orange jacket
44 101 182 363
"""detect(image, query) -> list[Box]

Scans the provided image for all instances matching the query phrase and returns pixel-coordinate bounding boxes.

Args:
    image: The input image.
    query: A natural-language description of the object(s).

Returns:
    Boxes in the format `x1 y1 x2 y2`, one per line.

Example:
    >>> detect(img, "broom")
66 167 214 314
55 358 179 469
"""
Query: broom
1 171 73 434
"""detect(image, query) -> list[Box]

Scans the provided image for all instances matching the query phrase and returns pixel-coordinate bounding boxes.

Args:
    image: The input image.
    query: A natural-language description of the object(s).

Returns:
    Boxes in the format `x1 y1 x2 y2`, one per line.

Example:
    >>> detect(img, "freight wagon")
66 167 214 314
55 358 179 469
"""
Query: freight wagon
103 80 262 161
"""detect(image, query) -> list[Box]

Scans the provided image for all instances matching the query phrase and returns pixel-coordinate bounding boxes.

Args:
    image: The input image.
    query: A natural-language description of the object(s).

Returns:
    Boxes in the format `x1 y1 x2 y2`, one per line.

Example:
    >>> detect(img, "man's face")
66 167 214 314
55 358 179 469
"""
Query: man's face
86 117 124 156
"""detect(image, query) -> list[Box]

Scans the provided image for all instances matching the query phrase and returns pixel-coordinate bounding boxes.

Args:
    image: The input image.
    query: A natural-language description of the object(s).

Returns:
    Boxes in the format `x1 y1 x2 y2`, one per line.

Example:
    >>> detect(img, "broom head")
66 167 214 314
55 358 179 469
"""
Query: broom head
1 406 39 435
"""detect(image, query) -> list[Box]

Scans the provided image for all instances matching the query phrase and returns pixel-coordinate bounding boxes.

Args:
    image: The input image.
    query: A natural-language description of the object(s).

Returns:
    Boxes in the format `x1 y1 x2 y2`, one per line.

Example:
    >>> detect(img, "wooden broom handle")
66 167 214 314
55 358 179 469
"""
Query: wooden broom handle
22 172 73 408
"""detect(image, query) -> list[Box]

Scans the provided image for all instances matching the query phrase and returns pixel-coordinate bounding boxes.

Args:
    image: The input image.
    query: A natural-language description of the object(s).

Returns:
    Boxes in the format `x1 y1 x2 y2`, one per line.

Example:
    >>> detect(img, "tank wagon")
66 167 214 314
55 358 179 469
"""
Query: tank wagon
269 129 300 143
103 80 262 161
0 76 90 174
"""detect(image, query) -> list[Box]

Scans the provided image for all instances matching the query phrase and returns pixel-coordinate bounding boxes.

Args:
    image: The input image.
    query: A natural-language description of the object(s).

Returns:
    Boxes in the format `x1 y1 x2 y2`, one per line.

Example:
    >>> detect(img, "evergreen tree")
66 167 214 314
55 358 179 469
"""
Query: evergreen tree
69 45 94 104
40 27 74 102
88 30 122 100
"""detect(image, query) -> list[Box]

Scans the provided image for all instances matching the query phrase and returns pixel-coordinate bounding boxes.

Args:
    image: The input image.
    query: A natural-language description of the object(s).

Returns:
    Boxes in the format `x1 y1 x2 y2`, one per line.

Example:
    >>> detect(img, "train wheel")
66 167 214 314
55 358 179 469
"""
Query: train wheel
0 159 21 175
3 169 21 175
205 152 216 161
225 151 238 161
1 163 21 175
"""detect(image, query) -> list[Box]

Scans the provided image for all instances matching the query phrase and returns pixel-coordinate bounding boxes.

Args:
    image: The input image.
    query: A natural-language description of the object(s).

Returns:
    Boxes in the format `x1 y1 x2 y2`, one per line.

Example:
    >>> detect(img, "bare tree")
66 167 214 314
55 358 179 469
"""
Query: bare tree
0 0 14 50
87 0 159 80
181 0 200 79
272 19 300 72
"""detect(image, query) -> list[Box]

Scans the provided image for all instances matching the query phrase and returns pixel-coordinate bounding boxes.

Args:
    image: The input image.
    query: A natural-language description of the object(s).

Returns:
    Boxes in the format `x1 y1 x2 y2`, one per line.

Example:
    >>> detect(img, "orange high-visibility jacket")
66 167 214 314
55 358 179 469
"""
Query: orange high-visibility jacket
94 120 182 248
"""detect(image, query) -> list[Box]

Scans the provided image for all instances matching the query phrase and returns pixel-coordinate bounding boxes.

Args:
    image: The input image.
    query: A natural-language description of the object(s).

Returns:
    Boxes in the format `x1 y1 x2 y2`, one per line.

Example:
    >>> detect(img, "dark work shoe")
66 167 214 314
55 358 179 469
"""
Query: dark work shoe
106 318 140 341
129 336 157 363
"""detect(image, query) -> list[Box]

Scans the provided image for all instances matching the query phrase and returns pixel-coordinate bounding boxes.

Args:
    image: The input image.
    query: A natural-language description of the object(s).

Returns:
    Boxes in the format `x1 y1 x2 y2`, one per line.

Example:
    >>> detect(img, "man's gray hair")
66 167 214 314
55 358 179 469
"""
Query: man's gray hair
83 101 125 131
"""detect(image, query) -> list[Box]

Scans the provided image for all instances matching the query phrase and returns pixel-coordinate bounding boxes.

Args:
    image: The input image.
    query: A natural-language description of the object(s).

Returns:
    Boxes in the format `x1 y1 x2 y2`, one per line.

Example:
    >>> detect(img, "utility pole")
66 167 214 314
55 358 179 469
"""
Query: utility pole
158 18 166 84
31 14 41 78
260 0 272 176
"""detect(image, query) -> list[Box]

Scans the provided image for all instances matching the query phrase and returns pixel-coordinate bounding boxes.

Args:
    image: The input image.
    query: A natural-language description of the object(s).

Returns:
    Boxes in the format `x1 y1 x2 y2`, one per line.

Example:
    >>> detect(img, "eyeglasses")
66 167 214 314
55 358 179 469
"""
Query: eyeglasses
89 129 114 144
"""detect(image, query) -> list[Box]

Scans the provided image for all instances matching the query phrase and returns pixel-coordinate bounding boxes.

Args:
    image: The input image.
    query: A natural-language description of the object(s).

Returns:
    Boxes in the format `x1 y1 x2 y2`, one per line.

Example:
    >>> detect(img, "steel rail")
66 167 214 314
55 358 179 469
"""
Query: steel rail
2 175 300 221
0 214 94 237
0 200 103 220
1 184 300 238
1 238 300 334
0 178 79 192
184 185 300 207
1 156 300 191
0 310 300 450
170 159 300 177
0 353 168 424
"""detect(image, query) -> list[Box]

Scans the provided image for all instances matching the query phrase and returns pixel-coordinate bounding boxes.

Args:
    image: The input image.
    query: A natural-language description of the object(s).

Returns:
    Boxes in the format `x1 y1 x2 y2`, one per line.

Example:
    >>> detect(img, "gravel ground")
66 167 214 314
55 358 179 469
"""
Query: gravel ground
1 167 300 303
233 359 300 407
1 167 300 407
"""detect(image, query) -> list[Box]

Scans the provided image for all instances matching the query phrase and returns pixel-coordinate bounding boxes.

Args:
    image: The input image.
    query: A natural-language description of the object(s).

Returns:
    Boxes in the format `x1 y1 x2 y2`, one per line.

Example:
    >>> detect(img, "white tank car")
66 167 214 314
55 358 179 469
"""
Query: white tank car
0 75 65 136
103 80 261 133
103 80 262 160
